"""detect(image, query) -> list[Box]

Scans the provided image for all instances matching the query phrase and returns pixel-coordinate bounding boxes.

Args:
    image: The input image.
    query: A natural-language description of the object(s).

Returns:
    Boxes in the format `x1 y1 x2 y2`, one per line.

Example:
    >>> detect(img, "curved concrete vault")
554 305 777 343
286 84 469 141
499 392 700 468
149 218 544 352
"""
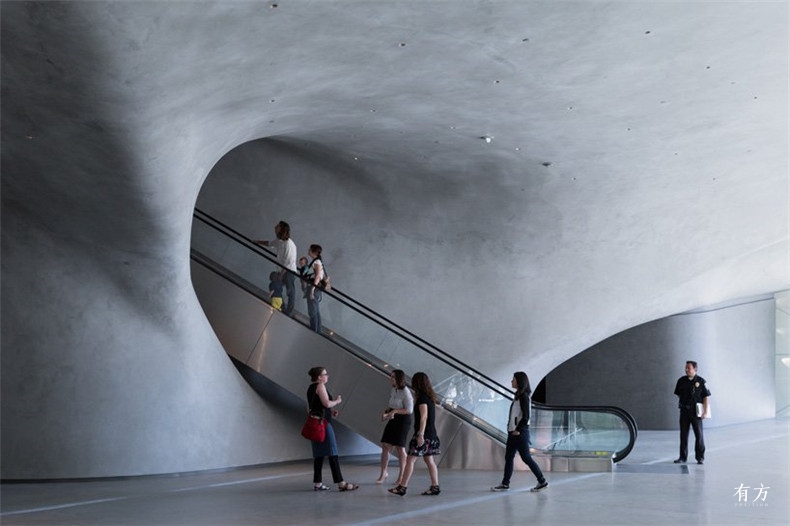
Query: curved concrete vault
1 1 787 478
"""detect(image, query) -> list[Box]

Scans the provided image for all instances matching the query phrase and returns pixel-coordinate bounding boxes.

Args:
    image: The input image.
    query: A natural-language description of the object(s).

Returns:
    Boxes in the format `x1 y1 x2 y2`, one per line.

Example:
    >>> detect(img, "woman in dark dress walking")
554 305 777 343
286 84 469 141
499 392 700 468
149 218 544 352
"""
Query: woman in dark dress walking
388 372 441 496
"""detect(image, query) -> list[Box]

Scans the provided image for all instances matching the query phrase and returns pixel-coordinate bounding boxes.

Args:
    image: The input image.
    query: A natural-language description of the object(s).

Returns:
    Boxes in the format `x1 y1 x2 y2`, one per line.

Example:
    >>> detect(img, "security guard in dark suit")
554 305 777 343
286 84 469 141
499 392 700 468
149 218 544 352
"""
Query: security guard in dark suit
673 360 711 464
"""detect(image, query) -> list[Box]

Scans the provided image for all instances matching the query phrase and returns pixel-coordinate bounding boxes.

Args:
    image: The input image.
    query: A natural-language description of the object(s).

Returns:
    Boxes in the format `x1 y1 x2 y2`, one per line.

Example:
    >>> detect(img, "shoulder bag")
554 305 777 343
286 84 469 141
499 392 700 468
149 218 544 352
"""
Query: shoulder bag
301 390 327 442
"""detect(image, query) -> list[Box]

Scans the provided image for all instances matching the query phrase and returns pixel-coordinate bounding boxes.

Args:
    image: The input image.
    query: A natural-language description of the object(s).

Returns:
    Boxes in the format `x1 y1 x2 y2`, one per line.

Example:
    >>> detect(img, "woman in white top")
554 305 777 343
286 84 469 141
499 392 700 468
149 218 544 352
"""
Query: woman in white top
376 369 414 486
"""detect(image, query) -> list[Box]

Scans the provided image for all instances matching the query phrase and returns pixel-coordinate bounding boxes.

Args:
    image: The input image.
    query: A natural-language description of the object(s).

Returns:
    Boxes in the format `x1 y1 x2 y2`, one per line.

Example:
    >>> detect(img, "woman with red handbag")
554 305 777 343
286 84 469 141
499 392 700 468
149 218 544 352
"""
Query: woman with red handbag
306 367 359 492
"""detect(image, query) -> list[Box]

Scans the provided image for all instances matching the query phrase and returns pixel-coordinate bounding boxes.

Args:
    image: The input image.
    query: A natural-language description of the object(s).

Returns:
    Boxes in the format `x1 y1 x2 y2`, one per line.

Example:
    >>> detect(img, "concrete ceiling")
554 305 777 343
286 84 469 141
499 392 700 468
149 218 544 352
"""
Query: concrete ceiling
3 1 789 382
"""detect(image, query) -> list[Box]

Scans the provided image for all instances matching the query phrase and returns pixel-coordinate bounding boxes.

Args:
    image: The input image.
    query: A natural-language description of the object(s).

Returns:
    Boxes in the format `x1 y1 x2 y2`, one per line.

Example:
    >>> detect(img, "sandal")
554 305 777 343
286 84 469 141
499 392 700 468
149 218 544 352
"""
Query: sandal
338 482 359 492
388 485 407 496
313 483 330 491
421 485 441 496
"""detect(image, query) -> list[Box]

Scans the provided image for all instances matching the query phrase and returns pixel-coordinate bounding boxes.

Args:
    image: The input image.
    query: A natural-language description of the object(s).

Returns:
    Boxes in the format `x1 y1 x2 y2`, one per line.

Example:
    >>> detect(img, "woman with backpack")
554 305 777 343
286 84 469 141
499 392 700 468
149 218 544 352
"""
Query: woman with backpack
304 244 325 333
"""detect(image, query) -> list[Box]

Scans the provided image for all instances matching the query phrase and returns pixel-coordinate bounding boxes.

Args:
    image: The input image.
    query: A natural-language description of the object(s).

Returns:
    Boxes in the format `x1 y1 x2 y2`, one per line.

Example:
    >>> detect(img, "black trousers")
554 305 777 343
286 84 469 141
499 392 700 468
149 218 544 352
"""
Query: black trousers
502 430 545 485
313 455 343 484
678 408 705 461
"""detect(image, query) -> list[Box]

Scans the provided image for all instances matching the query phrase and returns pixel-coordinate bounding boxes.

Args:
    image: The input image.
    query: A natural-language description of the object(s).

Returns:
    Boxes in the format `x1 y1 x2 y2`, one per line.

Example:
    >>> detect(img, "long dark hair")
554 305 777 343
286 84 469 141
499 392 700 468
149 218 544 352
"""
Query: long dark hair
513 371 531 398
391 369 407 390
411 372 437 403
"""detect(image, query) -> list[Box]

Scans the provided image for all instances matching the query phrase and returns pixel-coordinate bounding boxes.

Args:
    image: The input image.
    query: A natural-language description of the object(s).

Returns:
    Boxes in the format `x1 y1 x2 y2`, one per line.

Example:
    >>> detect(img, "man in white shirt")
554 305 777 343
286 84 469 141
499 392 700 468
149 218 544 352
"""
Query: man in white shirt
254 221 297 315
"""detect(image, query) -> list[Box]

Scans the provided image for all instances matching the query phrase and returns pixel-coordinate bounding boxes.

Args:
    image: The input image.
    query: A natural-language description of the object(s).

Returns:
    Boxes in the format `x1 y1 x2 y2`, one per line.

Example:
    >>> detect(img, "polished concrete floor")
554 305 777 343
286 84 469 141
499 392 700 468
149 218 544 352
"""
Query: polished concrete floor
2 419 788 526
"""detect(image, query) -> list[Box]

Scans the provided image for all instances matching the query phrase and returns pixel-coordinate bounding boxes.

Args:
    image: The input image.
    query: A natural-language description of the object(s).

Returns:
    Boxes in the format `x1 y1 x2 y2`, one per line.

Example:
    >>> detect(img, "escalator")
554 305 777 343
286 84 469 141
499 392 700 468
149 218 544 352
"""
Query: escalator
191 209 637 471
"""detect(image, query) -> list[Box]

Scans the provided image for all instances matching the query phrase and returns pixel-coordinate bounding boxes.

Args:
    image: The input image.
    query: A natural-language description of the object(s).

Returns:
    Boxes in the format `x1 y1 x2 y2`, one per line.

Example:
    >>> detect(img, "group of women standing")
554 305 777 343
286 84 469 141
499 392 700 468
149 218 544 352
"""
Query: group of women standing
305 367 548 495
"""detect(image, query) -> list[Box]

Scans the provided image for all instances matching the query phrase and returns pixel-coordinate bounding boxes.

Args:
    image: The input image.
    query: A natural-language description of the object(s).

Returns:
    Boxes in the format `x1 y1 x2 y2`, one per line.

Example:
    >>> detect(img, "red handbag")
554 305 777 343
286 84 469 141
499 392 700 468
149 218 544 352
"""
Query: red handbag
301 415 327 442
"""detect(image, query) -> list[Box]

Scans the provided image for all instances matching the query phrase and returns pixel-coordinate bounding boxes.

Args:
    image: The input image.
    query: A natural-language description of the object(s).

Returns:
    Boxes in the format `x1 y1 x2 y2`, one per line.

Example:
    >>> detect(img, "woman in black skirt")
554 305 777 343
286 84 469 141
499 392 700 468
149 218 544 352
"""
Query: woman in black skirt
388 372 441 496
376 369 413 486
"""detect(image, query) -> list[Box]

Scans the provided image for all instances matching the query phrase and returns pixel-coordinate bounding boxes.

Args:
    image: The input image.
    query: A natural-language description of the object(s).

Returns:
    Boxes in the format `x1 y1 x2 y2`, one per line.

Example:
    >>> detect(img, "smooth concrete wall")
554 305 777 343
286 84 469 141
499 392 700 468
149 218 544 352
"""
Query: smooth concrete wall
0 3 312 479
0 213 316 479
544 297 776 430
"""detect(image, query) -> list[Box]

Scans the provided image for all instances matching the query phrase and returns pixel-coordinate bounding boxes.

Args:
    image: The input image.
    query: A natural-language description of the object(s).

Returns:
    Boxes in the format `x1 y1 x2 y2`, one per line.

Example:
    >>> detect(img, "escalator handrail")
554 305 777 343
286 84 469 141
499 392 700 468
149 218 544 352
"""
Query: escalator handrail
534 402 638 435
533 401 638 462
193 208 513 399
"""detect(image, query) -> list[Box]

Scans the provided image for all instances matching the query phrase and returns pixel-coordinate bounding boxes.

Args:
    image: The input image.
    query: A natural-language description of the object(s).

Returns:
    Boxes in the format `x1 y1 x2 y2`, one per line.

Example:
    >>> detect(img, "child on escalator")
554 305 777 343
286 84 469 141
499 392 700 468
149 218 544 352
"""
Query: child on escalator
268 271 283 311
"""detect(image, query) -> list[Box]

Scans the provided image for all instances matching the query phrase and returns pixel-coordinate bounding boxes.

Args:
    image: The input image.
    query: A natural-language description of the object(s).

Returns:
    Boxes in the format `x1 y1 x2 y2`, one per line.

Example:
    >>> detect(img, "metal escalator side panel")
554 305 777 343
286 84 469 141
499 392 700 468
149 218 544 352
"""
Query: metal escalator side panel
192 259 273 364
437 408 507 470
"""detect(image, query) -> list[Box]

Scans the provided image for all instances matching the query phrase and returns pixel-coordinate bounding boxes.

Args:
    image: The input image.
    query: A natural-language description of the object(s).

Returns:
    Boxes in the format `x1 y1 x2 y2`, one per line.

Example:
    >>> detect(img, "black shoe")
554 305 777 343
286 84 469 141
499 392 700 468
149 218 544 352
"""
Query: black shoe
696 459 704 465
491 484 510 492
673 458 686 464
530 481 548 492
